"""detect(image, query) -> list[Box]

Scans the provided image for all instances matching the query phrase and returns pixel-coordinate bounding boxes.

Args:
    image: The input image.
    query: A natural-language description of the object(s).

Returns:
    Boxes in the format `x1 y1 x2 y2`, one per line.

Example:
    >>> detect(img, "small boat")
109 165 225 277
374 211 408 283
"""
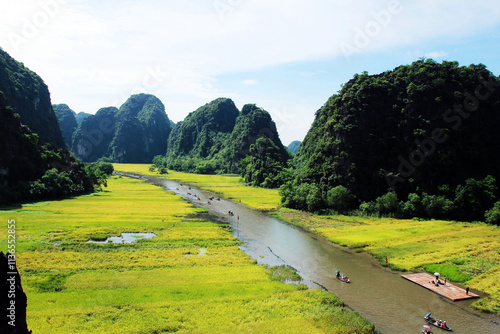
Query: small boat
424 315 452 331
335 270 350 283
337 275 350 283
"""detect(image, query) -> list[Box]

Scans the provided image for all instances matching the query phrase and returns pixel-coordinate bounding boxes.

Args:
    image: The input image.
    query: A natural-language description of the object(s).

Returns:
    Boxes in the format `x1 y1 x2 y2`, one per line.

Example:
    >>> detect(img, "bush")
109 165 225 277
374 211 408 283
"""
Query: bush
327 185 353 212
97 162 114 175
280 181 325 212
485 201 500 225
195 161 216 174
421 193 454 219
400 193 423 217
306 184 324 212
375 192 398 214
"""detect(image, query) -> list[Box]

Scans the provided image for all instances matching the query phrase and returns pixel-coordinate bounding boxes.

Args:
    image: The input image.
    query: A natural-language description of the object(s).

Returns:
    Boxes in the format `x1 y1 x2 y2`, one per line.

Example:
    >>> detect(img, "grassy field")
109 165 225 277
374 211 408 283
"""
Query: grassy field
0 176 373 333
274 208 500 315
113 164 281 211
111 165 500 315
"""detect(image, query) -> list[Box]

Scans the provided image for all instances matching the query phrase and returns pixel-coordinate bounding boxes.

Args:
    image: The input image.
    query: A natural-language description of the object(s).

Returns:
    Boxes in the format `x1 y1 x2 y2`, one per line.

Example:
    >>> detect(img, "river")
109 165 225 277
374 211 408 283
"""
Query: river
124 173 500 333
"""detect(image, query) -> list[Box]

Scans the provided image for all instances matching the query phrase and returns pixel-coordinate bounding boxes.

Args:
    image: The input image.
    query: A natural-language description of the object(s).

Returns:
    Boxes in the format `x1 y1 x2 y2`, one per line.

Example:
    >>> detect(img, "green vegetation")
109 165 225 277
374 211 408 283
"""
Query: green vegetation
283 59 500 223
239 137 291 188
0 92 103 205
53 104 78 148
287 140 301 155
166 100 289 181
0 176 374 333
74 111 91 125
0 48 65 149
71 106 118 162
112 167 500 315
115 164 282 211
274 208 500 315
67 94 173 163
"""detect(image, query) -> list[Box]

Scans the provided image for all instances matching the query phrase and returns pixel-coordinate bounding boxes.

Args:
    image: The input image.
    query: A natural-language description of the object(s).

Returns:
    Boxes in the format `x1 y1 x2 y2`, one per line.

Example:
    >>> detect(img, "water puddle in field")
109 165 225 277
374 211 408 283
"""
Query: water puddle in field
117 173 500 334
87 232 157 244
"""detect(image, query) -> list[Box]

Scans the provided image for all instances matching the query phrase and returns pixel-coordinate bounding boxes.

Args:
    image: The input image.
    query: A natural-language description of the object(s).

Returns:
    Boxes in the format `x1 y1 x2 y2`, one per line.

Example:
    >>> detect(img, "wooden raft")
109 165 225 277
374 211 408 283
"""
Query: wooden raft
401 273 479 301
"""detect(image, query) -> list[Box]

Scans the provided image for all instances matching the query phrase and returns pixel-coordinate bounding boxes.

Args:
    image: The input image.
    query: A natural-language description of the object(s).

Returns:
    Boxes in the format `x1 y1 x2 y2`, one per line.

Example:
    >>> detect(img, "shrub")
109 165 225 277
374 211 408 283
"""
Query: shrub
375 192 398 214
485 201 500 225
327 185 353 212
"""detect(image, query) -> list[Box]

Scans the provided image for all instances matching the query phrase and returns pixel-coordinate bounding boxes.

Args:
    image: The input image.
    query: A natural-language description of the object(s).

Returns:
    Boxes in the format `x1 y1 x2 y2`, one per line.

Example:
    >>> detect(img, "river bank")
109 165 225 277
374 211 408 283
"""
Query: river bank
113 164 500 328
0 175 374 333
272 208 500 316
146 174 500 333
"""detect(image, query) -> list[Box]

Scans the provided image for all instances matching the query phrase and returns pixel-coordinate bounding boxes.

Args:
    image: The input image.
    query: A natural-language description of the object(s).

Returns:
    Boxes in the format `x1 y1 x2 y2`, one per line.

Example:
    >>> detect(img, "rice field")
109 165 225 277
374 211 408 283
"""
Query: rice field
0 176 374 333
275 208 500 315
112 164 500 315
113 164 281 211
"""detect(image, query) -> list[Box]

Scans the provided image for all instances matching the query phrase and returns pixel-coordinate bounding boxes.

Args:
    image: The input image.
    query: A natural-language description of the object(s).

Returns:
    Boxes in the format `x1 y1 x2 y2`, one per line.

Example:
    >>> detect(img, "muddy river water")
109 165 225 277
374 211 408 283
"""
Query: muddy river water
131 174 499 333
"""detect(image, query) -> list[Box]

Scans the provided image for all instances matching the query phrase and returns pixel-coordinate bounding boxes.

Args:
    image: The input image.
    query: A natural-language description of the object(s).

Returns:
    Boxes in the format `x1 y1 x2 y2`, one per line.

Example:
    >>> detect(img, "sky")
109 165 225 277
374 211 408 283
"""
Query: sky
1 0 500 146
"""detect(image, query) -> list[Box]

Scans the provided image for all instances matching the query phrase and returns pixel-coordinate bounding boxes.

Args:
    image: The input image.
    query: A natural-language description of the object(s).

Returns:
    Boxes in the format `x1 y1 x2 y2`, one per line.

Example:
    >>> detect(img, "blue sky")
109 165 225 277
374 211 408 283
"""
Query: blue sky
1 0 500 145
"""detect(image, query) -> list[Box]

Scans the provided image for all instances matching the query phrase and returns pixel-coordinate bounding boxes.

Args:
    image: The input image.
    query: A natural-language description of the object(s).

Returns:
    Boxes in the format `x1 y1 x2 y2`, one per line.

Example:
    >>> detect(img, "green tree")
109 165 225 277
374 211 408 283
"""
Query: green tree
327 185 353 212
485 201 500 225
375 192 398 215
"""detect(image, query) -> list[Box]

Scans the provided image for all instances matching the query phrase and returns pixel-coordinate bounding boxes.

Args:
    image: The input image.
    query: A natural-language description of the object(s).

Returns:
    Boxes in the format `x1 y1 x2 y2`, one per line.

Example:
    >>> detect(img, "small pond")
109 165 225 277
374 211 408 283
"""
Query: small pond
87 232 157 244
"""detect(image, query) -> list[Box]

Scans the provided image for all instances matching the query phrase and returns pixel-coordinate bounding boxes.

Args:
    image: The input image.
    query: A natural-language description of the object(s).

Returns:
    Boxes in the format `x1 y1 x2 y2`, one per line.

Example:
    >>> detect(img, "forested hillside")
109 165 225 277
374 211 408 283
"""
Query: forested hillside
0 48 65 149
165 99 289 185
166 98 239 171
71 106 118 162
53 104 78 147
0 92 96 205
67 94 173 163
282 59 500 223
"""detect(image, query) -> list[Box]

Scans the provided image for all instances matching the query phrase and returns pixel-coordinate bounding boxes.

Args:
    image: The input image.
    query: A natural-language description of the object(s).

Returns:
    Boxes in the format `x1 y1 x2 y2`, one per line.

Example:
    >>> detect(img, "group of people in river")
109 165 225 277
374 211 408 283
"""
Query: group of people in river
180 185 234 215
424 312 450 331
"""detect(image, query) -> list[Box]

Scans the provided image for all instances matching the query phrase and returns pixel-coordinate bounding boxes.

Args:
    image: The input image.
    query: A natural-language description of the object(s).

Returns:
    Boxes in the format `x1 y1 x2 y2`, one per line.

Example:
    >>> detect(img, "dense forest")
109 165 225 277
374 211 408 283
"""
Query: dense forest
165 99 289 186
0 49 112 206
282 59 500 224
0 48 65 149
68 94 173 163
53 104 78 147
0 91 111 205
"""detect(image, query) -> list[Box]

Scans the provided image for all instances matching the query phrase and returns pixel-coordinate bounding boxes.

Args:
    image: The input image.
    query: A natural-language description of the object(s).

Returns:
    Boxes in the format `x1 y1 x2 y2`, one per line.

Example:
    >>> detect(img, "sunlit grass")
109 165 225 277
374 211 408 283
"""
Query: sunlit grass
113 163 281 211
0 176 373 333
275 208 500 315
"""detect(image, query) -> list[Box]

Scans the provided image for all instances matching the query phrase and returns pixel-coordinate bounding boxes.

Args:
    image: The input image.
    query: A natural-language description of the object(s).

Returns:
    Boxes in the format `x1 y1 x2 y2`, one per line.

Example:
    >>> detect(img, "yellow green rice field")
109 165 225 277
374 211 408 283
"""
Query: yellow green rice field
0 176 373 333
112 164 500 315
275 208 500 315
113 163 281 211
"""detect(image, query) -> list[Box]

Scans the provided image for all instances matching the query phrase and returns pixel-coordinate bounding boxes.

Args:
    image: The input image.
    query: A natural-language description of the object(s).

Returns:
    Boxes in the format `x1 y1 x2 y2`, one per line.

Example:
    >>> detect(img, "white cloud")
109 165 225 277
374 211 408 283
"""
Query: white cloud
1 0 500 141
425 51 449 59
242 79 257 86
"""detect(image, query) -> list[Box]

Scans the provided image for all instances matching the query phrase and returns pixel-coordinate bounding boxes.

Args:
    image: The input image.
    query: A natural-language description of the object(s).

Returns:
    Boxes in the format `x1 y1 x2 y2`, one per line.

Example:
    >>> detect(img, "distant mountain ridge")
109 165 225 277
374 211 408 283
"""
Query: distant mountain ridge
66 94 173 163
287 141 301 154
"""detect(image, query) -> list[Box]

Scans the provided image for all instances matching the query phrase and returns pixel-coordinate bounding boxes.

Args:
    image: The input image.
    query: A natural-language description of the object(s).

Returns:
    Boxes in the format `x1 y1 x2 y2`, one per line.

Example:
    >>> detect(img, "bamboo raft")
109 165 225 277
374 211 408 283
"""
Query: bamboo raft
401 273 479 301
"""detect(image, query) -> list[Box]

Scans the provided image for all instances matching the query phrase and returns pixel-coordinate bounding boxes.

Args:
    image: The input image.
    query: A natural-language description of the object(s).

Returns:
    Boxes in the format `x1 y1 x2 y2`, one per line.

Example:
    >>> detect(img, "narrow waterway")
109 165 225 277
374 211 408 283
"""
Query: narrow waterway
124 173 500 334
